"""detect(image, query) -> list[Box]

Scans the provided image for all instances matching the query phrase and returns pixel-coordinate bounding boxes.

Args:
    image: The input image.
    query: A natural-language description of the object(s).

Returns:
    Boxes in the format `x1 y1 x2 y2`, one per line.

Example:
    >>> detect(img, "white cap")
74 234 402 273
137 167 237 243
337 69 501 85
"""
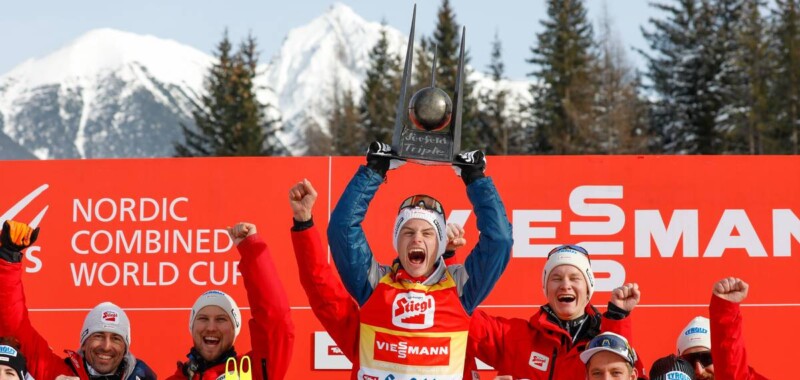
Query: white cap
542 246 594 301
79 302 130 351
393 207 447 258
676 316 711 355
190 290 242 341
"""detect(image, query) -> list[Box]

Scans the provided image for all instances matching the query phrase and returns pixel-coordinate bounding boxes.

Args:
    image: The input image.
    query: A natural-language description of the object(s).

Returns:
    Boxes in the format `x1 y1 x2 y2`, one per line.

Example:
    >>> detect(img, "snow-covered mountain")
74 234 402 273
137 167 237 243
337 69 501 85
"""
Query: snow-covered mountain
0 2 531 159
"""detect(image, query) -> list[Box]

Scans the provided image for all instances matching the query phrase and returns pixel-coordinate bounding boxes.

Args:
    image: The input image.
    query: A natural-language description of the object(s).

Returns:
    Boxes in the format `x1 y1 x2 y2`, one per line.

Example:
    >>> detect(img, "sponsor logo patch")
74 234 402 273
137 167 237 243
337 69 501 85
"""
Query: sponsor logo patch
391 292 435 329
0 346 18 357
665 371 692 380
328 345 344 356
684 327 708 335
102 310 119 323
529 351 549 371
373 332 450 366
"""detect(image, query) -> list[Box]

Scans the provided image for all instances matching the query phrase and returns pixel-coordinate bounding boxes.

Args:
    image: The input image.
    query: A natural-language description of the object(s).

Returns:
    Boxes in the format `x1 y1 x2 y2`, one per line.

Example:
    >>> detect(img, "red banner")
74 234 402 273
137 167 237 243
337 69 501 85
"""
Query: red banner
3 156 798 378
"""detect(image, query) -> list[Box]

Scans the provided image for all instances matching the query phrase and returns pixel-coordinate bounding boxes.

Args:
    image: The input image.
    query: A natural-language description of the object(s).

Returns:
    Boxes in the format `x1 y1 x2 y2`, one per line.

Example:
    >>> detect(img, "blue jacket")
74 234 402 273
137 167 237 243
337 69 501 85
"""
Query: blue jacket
327 165 513 314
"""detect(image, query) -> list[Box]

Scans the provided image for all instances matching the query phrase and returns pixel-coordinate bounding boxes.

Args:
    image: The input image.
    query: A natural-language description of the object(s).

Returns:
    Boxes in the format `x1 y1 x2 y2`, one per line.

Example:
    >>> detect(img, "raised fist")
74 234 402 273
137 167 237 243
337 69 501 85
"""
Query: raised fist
289 178 318 222
365 141 405 177
610 283 641 312
1 220 39 251
227 222 257 246
713 277 749 304
0 220 40 263
445 223 467 252
452 150 487 185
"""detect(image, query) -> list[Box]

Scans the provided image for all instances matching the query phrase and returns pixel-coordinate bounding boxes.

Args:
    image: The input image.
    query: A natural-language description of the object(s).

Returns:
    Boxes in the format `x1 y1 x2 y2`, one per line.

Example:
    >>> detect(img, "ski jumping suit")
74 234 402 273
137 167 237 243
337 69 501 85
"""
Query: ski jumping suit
327 166 513 380
167 234 294 380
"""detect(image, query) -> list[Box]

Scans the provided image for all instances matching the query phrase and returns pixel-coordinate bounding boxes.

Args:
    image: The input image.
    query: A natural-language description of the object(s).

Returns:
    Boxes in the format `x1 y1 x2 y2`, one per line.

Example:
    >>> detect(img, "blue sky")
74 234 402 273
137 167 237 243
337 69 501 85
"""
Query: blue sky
0 0 659 80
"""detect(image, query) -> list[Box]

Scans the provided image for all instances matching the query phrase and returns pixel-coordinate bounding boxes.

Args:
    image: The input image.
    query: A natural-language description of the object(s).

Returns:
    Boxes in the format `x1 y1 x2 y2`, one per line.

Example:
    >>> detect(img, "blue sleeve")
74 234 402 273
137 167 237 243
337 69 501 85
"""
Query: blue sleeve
327 165 384 306
459 176 513 315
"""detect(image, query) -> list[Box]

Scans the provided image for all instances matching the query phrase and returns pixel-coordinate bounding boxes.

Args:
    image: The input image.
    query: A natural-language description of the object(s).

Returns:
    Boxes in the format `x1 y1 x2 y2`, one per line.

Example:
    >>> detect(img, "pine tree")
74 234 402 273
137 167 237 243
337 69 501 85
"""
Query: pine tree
302 117 333 156
360 24 402 144
413 38 433 95
718 0 773 153
593 5 649 154
476 31 509 154
427 0 480 151
175 31 284 156
330 86 364 155
770 0 800 153
641 0 722 154
528 0 597 154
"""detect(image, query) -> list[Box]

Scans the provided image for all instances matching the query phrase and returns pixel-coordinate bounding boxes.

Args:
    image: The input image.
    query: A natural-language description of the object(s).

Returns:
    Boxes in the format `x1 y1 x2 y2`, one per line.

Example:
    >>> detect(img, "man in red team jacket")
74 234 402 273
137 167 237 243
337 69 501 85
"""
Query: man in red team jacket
0 221 156 380
167 222 294 380
469 244 646 379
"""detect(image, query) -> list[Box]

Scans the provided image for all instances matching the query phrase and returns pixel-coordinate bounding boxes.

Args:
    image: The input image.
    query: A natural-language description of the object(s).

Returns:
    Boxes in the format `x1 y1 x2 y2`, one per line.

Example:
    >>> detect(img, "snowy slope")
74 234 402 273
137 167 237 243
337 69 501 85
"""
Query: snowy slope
261 2 409 152
0 3 532 159
0 29 213 159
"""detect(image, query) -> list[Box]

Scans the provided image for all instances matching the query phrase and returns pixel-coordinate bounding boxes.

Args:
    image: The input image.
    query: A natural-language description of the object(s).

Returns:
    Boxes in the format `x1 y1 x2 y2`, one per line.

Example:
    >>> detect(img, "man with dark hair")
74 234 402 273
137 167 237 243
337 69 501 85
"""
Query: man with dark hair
0 221 155 380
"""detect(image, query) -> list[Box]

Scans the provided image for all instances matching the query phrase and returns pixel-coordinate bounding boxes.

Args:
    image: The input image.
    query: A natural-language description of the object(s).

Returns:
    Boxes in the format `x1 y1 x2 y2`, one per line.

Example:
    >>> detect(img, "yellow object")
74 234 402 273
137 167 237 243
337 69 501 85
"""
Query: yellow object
225 357 238 380
6 221 32 246
239 356 252 380
224 355 251 380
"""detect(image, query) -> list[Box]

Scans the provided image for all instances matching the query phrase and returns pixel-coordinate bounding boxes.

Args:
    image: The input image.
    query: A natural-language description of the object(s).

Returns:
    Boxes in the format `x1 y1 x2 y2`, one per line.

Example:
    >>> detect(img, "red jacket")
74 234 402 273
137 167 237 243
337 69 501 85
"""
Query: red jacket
291 225 359 379
0 261 155 380
290 225 481 379
709 295 768 380
166 234 294 380
470 305 646 380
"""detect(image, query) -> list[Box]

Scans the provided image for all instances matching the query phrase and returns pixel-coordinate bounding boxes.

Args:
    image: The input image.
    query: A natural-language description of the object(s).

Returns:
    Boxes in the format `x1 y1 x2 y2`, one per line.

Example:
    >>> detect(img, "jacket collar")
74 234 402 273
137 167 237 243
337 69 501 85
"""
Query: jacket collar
530 304 602 342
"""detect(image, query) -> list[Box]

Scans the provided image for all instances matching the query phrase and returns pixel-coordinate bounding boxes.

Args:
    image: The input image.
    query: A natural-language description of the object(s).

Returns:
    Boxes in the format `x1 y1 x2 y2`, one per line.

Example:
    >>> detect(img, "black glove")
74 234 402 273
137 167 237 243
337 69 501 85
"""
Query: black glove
365 141 405 177
0 220 39 263
452 150 487 185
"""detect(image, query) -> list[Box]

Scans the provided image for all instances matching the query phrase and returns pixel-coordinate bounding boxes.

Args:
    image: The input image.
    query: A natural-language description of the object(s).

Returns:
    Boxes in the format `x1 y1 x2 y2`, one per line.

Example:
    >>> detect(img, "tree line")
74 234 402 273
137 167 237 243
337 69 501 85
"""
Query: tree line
175 0 800 156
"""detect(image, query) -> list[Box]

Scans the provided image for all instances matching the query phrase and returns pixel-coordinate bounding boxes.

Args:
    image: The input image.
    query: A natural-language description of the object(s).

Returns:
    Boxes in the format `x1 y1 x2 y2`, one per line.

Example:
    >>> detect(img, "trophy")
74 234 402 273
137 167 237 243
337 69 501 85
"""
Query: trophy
390 5 467 165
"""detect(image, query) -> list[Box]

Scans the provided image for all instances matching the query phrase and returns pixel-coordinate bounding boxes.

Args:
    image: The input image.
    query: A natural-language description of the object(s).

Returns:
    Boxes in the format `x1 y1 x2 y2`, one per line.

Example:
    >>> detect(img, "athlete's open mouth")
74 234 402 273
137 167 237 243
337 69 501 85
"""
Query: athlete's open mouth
408 248 425 264
203 336 221 345
557 295 576 303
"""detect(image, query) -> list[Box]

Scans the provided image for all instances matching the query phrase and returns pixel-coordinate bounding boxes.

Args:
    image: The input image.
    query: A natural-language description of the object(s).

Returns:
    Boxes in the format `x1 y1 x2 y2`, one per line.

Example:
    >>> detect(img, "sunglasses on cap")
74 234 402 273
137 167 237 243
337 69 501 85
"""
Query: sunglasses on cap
680 351 712 368
547 244 590 259
399 194 445 216
587 333 637 365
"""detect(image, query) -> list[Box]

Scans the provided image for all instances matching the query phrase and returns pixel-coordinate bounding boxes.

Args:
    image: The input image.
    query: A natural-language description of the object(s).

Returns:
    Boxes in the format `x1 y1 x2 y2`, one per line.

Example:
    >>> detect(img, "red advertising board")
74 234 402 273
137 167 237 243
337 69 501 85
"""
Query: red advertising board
3 156 798 378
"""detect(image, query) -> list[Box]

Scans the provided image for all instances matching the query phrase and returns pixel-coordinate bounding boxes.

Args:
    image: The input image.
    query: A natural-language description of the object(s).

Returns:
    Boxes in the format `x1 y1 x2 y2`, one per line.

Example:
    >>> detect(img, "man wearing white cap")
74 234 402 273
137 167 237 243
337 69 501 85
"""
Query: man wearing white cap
0 221 155 380
167 223 294 380
327 146 513 380
580 332 639 380
468 244 645 379
676 316 713 379
676 277 767 380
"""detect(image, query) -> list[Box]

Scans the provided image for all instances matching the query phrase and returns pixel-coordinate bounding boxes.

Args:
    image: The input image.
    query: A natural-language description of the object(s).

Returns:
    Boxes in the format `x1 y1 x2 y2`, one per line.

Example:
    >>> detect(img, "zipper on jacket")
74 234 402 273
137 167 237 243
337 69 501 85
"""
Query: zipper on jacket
261 359 267 380
547 346 558 380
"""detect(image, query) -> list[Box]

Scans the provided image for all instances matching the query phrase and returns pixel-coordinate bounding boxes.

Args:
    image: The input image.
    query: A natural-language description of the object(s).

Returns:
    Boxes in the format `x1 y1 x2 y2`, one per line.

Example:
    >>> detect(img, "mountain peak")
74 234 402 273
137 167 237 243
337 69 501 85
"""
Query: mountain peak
2 28 211 89
324 2 363 23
